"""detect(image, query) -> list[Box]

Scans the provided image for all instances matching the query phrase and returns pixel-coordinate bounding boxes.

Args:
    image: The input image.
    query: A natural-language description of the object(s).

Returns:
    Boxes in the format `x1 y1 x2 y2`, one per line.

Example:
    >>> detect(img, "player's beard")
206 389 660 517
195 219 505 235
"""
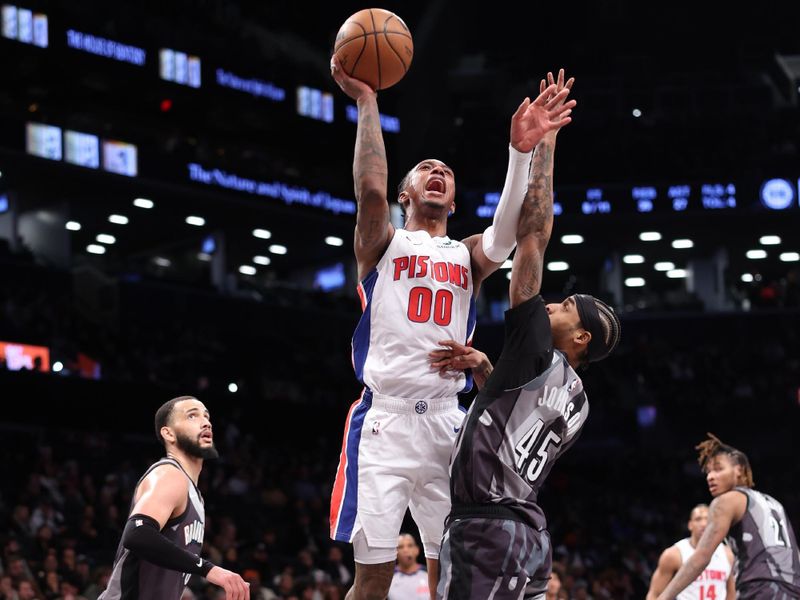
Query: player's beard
175 431 219 460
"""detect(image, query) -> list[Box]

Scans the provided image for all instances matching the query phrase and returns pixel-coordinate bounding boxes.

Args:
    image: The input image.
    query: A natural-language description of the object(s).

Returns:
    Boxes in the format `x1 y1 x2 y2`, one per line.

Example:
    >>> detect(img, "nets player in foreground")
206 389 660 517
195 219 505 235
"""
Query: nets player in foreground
329 55 575 600
646 504 735 600
99 396 249 600
429 72 622 600
657 434 800 600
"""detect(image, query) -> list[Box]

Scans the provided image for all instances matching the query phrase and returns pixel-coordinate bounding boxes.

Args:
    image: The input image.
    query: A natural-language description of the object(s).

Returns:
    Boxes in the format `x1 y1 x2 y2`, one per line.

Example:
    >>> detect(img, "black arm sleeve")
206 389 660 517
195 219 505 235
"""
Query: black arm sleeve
123 514 214 576
483 295 553 395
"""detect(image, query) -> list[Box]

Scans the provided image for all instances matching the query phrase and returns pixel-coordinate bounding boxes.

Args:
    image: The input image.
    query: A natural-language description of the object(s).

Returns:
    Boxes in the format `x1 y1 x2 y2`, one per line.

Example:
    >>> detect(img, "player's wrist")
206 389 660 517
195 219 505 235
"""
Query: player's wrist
199 559 215 577
540 131 558 144
356 91 378 104
508 143 533 160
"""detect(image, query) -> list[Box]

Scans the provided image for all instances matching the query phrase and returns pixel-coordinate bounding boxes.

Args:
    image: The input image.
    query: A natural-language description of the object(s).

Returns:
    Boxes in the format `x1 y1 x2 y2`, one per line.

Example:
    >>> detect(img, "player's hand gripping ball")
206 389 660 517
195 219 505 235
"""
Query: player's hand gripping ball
333 8 413 91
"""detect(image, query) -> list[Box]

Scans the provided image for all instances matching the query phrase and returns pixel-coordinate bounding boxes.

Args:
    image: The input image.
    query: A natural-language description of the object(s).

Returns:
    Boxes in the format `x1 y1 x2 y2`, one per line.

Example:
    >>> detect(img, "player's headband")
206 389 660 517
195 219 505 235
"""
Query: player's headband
573 294 620 363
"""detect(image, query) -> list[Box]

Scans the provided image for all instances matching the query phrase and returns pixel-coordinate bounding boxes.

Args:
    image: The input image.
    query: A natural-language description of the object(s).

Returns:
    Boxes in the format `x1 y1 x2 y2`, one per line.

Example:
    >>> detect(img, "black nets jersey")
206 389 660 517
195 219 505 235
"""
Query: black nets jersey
99 458 206 600
727 487 800 594
449 296 588 530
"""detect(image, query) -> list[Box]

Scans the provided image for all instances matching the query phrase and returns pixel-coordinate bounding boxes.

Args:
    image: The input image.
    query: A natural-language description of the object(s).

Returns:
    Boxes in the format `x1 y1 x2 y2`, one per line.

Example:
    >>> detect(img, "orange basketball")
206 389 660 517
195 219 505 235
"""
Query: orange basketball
333 8 413 91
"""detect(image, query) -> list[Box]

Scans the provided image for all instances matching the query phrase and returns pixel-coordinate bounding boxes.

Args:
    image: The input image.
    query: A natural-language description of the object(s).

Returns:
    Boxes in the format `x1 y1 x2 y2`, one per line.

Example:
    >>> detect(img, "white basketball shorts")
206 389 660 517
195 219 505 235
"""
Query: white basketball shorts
330 389 466 563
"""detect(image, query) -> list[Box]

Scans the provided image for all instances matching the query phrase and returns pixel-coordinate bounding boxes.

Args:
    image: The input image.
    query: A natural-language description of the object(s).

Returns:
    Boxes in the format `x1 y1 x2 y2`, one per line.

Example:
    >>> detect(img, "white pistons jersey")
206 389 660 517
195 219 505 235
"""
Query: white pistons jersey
674 538 731 600
352 228 476 399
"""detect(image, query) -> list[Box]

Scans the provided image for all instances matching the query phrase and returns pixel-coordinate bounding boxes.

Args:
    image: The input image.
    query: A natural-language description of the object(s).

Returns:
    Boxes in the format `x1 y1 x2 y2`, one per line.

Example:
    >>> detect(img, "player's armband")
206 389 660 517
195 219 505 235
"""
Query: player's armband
123 514 214 576
481 145 532 263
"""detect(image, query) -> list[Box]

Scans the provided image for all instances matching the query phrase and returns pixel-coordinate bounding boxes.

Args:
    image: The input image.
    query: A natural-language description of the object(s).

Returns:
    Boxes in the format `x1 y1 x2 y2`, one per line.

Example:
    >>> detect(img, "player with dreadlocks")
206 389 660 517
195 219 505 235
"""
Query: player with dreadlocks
657 433 800 600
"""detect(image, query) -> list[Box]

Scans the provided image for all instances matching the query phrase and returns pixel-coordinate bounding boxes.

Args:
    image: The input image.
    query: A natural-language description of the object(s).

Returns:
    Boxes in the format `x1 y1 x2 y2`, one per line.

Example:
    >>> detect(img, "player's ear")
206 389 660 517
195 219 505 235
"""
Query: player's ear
398 194 411 218
160 426 175 445
575 328 591 347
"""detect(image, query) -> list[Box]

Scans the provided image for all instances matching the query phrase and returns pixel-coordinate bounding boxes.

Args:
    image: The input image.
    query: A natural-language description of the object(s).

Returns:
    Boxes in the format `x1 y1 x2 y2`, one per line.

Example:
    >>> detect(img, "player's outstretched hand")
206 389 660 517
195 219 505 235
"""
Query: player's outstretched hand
429 340 488 373
537 68 575 139
330 55 376 101
207 566 250 600
511 71 576 152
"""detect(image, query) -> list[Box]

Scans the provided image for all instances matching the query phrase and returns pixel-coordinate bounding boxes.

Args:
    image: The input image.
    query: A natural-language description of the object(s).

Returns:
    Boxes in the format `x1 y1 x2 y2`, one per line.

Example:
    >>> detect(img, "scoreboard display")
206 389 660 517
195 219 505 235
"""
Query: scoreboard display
476 177 799 218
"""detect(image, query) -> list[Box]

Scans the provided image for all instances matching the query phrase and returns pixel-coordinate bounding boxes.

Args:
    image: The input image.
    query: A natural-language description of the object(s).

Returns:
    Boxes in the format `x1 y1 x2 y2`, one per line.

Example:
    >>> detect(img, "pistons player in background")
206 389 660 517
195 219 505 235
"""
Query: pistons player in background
99 397 249 600
428 71 622 600
329 54 576 600
647 504 735 600
657 434 800 600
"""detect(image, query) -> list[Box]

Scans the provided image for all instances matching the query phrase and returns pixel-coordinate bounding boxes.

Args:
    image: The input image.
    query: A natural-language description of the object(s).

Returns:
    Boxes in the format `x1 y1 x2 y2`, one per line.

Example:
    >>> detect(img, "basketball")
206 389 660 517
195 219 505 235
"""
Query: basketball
333 8 413 91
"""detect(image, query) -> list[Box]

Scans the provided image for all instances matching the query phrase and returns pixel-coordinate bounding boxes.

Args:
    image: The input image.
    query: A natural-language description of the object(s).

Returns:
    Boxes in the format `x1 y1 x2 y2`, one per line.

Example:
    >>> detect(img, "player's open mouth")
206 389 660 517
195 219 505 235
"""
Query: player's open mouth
426 177 446 194
201 432 213 442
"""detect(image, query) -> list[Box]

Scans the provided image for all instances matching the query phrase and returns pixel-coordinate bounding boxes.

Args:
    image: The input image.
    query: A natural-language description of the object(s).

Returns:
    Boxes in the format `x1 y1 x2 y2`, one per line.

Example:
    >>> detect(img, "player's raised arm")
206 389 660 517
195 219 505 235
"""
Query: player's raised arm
466 72 575 291
331 55 394 279
509 70 574 308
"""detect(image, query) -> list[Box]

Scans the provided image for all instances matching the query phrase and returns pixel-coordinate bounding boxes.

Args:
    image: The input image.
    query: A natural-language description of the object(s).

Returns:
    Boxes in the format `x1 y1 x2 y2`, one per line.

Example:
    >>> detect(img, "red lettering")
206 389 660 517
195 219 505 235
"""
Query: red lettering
408 287 432 323
433 262 448 282
700 584 717 600
448 262 461 287
433 289 453 326
406 287 453 326
394 255 469 291
416 256 429 277
393 257 409 281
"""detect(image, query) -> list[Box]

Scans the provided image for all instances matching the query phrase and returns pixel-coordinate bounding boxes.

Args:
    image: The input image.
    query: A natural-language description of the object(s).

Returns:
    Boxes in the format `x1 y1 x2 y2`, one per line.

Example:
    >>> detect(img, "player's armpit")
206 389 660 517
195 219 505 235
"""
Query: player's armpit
461 233 501 291
129 465 190 529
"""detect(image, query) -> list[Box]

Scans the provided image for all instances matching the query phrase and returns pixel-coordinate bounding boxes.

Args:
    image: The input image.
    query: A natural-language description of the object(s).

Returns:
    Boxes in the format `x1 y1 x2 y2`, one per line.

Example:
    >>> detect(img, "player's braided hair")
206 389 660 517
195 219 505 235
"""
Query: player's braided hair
593 298 621 356
577 297 621 368
696 433 755 488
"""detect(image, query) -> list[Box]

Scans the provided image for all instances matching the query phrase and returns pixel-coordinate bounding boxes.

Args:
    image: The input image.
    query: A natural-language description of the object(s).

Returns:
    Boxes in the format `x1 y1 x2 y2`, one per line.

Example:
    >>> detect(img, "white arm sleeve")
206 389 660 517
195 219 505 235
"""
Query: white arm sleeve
481 144 533 263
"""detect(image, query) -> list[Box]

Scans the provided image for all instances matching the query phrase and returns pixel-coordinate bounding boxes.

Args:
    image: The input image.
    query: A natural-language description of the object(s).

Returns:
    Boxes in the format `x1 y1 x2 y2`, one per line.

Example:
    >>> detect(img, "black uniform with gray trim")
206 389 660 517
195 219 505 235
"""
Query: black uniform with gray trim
437 296 588 600
99 458 205 600
726 486 800 599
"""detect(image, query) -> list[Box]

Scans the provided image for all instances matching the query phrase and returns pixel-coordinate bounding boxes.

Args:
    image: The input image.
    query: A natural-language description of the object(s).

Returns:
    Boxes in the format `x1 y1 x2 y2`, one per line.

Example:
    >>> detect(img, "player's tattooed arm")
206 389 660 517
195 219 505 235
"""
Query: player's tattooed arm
509 139 553 307
509 70 573 308
331 55 393 277
656 495 738 600
352 93 394 274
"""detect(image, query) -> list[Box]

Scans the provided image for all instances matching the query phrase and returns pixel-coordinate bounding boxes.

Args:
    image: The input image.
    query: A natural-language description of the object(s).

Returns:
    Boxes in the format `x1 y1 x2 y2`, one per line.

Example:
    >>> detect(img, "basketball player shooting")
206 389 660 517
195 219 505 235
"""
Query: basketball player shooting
99 397 249 600
328 55 574 600
656 434 800 600
428 71 622 600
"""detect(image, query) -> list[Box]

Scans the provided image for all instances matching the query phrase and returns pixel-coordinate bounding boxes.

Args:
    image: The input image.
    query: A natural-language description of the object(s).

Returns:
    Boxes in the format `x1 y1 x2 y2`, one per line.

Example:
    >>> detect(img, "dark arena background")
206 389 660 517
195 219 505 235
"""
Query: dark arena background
1 1 800 599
